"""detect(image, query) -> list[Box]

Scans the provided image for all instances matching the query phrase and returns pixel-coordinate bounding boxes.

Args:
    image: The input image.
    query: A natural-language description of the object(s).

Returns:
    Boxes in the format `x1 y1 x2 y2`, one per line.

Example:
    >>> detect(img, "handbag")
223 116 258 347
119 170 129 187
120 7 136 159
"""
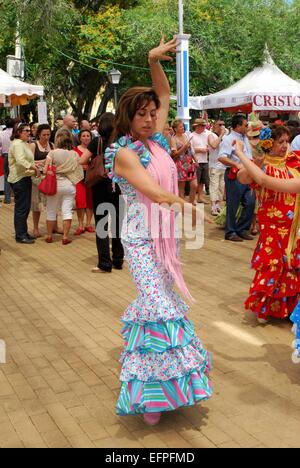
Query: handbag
85 137 107 188
38 165 57 196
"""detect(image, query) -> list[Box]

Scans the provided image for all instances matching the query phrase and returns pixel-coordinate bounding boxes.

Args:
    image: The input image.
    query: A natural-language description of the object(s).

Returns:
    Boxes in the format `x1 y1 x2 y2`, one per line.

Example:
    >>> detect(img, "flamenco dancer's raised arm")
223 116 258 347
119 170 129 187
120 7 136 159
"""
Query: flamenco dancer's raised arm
149 36 177 133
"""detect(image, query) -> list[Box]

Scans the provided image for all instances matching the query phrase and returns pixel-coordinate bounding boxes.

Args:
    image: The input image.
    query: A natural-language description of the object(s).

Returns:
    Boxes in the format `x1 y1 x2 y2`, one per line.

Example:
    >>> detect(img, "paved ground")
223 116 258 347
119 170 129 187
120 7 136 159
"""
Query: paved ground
0 199 299 448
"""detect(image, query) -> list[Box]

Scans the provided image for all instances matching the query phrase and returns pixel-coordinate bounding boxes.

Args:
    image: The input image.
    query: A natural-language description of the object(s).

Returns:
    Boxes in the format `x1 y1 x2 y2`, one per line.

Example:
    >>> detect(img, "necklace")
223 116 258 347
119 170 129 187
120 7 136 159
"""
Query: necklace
38 141 50 151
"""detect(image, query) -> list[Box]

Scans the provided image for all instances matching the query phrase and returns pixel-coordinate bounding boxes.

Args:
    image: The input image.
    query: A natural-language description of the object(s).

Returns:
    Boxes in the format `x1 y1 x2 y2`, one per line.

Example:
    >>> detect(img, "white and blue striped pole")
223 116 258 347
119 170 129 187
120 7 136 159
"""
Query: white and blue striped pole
176 0 191 131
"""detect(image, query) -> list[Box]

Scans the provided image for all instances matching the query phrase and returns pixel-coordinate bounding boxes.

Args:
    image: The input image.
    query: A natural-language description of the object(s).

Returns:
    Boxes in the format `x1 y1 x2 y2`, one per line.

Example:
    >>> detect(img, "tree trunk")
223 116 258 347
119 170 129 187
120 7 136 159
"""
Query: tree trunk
94 83 114 120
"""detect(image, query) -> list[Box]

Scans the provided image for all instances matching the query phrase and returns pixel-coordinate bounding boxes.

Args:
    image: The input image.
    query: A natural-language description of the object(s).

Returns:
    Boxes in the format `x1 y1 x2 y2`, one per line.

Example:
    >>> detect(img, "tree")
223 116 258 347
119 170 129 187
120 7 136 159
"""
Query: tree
0 0 299 122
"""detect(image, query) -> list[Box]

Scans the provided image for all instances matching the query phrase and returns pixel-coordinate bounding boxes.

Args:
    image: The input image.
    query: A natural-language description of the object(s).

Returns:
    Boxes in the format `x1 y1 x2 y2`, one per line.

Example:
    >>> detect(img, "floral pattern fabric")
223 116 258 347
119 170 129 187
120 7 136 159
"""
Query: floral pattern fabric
105 133 212 415
245 154 300 320
172 137 197 182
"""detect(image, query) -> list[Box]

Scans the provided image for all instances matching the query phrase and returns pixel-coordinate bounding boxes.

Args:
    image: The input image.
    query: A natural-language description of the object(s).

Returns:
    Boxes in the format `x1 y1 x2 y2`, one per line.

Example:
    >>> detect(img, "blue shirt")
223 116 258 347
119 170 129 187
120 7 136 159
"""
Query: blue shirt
291 135 300 151
218 130 253 165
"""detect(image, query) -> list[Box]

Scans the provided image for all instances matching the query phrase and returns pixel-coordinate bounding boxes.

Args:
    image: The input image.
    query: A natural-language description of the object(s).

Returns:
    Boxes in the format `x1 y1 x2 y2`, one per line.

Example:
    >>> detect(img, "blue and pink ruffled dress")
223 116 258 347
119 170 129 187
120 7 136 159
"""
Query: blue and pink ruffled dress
291 302 300 359
105 133 212 416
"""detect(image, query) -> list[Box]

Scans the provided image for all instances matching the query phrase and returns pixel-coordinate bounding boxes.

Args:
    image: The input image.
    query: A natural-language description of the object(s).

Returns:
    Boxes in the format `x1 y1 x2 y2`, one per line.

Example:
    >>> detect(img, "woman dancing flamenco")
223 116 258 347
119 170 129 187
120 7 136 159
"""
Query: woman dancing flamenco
105 38 212 425
236 127 300 324
236 139 300 355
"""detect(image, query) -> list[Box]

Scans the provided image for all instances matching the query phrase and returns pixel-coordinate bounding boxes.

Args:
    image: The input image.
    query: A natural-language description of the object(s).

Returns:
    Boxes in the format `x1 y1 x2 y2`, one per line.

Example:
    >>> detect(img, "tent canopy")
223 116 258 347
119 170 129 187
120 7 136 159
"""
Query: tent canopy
0 68 44 106
190 50 300 113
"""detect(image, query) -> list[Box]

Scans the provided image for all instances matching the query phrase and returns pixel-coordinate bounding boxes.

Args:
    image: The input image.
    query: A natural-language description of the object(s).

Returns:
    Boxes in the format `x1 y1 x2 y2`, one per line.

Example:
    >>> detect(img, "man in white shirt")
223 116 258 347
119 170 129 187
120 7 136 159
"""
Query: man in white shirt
291 133 300 151
208 120 227 215
218 114 255 242
191 118 211 204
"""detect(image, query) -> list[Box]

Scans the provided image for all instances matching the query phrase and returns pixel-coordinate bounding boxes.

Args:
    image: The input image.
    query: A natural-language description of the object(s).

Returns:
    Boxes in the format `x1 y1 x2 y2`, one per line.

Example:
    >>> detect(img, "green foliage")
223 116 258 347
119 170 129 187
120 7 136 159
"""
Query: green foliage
0 0 300 120
78 4 124 70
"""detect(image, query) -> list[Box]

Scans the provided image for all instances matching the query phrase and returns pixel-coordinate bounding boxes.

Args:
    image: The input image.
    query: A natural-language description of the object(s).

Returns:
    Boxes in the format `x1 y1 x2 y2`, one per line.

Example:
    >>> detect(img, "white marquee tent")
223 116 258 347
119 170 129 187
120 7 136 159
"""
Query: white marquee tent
0 68 44 107
189 51 300 113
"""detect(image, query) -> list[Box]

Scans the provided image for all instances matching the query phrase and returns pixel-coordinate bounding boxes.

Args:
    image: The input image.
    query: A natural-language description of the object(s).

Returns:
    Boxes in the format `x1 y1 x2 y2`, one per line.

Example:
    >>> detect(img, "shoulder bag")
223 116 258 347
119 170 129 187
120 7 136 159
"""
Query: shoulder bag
85 137 107 188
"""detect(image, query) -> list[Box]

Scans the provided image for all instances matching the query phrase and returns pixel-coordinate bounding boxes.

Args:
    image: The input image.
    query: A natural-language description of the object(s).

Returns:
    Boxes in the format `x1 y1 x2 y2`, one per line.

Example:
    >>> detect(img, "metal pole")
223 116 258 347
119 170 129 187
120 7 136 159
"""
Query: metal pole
114 86 118 110
15 21 22 60
176 0 191 130
179 0 184 35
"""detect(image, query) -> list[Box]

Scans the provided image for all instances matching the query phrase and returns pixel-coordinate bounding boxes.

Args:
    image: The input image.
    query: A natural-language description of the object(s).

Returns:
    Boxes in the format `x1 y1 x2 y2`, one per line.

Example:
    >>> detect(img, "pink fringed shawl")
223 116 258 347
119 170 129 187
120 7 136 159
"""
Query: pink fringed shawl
136 139 193 302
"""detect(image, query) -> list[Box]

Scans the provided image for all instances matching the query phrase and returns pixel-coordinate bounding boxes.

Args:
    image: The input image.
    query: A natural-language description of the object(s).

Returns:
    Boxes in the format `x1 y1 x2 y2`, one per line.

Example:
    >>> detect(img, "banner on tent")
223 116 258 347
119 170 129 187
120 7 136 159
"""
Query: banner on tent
253 94 300 111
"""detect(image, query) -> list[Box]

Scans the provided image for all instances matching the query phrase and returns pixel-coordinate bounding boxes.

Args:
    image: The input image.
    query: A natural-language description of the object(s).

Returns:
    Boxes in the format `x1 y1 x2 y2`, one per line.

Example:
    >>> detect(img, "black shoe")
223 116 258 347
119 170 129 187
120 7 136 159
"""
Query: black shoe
16 237 35 244
26 234 37 241
98 265 112 273
113 262 123 270
225 234 244 242
237 232 254 241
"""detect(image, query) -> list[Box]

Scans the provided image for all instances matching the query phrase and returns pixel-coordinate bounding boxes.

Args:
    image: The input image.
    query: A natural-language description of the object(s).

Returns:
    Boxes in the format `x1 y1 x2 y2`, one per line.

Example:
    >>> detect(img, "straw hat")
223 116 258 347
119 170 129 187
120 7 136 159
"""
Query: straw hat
247 121 263 138
192 118 207 127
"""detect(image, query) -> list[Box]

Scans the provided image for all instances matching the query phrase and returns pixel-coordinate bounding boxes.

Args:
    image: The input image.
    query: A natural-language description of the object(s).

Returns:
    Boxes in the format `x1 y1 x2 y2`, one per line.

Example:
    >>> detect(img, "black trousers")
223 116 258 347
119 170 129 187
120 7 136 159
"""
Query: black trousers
92 180 124 271
11 177 32 240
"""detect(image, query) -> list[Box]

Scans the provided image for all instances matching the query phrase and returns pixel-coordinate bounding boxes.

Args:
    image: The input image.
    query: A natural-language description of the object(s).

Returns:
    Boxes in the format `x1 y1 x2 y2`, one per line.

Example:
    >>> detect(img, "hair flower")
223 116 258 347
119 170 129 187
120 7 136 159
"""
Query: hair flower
259 139 274 150
260 127 272 141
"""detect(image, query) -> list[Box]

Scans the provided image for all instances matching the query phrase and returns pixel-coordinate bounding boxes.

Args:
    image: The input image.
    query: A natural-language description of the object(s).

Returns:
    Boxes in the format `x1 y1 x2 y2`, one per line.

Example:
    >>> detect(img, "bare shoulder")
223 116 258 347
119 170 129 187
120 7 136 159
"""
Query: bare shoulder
116 147 140 166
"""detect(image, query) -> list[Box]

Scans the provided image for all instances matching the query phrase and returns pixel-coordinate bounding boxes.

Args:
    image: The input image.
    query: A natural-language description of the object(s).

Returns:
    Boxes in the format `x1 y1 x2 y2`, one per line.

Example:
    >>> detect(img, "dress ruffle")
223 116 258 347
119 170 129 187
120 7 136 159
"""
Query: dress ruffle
120 337 211 382
246 222 300 319
104 132 170 184
291 302 300 358
245 262 300 319
116 370 212 415
122 291 189 323
122 317 195 353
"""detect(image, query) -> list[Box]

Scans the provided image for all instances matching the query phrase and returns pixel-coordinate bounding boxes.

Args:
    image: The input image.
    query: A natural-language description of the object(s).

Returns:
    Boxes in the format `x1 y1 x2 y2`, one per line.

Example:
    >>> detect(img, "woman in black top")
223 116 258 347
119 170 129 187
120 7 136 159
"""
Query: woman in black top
81 113 124 272
29 124 54 238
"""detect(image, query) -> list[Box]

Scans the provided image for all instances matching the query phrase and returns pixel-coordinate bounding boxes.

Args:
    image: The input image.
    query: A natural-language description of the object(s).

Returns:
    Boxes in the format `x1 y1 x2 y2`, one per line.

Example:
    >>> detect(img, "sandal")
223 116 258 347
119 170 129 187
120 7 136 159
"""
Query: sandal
45 236 53 244
62 239 72 245
85 226 95 233
74 227 85 236
91 267 112 273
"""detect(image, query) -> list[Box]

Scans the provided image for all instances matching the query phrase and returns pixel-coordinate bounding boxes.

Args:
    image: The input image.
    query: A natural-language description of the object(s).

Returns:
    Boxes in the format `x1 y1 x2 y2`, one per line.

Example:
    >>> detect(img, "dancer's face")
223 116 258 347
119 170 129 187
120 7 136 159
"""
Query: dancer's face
131 101 158 140
271 133 290 156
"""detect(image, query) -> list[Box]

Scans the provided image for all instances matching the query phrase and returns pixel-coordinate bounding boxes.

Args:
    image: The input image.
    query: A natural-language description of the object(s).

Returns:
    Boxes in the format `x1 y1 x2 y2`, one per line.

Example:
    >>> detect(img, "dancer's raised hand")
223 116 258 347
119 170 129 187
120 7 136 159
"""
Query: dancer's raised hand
148 36 177 63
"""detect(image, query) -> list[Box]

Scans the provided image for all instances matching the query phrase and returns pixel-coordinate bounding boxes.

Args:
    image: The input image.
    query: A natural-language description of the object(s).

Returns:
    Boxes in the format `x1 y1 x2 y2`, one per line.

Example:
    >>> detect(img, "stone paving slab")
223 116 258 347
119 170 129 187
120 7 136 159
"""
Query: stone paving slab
0 200 299 448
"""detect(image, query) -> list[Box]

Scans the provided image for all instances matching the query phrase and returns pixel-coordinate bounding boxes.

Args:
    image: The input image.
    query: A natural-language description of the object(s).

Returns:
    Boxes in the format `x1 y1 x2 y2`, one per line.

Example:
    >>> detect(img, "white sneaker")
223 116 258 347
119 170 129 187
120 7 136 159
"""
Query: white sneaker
257 317 268 324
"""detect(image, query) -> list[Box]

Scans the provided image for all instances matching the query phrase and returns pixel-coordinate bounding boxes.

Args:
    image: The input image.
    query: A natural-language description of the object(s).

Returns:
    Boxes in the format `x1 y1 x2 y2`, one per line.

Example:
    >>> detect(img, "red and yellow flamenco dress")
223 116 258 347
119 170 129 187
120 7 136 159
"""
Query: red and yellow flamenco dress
245 152 300 320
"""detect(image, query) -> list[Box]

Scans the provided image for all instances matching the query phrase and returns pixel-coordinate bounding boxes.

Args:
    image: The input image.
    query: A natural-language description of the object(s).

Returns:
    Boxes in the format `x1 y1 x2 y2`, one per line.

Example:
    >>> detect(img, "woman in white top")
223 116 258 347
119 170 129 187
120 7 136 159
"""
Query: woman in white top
44 129 83 245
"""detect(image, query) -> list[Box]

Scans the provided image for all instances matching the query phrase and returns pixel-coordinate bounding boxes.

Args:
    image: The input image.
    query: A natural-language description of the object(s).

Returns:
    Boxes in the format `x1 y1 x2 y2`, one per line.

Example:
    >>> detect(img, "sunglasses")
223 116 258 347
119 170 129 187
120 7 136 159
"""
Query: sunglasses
22 129 31 133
